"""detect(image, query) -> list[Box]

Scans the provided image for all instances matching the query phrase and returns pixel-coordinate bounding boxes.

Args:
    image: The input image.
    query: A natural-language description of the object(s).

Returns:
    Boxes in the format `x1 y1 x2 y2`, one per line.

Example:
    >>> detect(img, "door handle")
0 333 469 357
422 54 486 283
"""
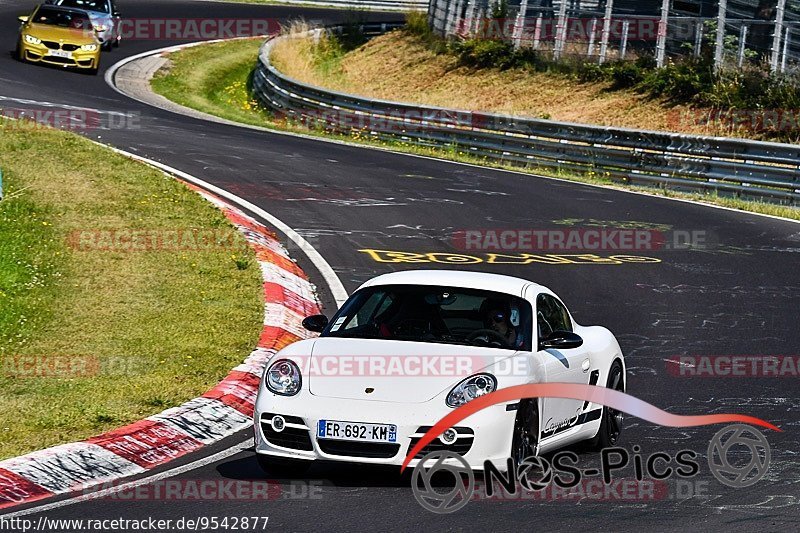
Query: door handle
581 359 591 373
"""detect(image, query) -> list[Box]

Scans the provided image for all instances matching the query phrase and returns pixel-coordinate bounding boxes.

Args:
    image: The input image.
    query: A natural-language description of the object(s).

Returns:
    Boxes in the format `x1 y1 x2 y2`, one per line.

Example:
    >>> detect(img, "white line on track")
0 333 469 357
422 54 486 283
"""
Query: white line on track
0 441 252 518
0 95 133 117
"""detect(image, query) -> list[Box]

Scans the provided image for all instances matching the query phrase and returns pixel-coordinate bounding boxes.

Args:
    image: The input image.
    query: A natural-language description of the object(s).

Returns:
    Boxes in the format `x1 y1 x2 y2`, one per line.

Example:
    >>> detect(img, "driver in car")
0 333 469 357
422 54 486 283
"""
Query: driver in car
477 301 524 349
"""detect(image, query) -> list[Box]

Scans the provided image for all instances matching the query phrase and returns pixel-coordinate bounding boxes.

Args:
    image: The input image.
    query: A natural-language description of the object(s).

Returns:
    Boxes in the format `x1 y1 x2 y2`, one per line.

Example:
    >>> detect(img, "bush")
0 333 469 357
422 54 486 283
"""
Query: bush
405 10 430 38
609 61 646 89
639 59 712 103
453 39 516 69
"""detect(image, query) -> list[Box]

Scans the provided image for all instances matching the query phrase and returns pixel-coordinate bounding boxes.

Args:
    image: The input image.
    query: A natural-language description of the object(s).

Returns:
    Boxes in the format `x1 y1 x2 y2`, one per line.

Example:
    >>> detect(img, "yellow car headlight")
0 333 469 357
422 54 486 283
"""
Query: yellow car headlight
24 34 41 45
80 43 98 52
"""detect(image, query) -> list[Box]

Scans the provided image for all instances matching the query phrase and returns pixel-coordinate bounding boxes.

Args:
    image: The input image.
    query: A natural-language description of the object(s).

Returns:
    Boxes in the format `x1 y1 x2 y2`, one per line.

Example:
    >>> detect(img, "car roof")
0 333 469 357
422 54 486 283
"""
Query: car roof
356 269 550 298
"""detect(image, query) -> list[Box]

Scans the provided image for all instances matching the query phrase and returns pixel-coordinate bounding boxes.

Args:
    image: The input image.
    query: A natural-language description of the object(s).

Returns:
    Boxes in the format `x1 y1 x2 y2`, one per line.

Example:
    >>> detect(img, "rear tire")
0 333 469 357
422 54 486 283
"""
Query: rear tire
255 453 310 477
589 360 624 450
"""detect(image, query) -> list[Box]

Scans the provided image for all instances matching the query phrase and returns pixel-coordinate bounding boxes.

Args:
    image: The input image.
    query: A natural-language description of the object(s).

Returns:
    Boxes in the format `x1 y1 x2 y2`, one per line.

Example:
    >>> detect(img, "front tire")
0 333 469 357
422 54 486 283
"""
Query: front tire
255 453 310 477
589 360 624 450
511 399 539 469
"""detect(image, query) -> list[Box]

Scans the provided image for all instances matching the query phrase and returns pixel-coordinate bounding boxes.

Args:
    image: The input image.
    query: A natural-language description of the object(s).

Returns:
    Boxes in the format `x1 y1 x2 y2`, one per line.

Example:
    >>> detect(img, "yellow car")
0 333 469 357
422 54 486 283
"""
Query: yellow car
16 4 101 75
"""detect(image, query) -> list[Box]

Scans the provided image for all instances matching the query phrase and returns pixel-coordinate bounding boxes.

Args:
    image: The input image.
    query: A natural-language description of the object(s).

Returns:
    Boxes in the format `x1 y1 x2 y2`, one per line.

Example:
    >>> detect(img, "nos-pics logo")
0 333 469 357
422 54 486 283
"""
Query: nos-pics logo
411 424 771 514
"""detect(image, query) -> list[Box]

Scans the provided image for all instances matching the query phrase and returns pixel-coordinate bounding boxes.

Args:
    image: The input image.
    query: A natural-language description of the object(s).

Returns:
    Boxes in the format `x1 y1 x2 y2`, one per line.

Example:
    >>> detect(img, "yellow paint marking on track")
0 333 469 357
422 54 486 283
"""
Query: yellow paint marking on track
358 249 662 265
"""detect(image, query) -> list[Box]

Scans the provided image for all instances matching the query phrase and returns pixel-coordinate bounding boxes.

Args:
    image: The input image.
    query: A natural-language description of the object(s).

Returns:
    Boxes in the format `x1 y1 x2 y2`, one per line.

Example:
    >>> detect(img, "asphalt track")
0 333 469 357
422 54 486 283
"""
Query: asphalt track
1 0 799 530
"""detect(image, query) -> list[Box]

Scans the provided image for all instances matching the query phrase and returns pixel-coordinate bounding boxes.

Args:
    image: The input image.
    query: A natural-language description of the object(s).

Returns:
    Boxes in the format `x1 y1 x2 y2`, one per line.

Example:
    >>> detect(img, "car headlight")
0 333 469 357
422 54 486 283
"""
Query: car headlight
80 43 98 52
446 373 497 408
24 34 41 45
265 359 302 396
94 24 108 32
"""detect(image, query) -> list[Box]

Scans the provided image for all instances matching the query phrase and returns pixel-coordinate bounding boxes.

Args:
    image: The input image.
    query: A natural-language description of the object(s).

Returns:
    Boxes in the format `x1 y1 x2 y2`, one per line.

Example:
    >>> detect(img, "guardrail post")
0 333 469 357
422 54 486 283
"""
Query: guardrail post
737 23 748 67
587 18 598 57
449 0 465 35
468 0 481 36
533 14 542 50
554 0 568 60
620 19 630 59
771 0 787 73
512 0 530 50
781 25 791 73
441 0 453 37
598 0 614 64
656 0 670 67
714 0 728 72
694 20 704 58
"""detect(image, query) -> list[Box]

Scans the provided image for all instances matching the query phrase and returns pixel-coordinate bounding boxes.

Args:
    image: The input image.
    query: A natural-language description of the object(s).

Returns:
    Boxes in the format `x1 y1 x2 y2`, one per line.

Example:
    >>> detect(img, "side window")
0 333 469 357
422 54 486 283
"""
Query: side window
536 294 572 340
552 297 572 332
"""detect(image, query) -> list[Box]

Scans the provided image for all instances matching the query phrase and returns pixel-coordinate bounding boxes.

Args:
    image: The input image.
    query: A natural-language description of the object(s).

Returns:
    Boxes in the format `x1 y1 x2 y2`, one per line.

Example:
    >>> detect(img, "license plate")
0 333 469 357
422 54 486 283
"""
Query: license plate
317 420 397 443
48 49 72 59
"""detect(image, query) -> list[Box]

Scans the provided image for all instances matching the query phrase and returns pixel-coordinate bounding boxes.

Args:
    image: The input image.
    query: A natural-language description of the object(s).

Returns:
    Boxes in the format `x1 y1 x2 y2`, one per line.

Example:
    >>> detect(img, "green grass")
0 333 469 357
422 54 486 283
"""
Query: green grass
0 119 263 459
152 38 273 127
150 38 800 222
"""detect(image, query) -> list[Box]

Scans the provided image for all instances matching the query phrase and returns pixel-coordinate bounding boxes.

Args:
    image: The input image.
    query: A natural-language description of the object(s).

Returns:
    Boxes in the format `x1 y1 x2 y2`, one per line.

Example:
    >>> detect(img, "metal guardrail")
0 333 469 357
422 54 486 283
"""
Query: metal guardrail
253 24 800 205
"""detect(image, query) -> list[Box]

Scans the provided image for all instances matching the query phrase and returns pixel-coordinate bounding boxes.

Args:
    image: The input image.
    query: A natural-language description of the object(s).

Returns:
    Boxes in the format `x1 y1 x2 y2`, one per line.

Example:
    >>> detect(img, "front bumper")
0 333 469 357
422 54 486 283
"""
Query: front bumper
253 390 518 471
21 41 100 70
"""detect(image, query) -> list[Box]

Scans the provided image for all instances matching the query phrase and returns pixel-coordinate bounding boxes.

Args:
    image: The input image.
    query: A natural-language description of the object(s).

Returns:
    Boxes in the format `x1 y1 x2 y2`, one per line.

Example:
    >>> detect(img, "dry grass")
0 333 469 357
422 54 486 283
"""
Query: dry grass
270 29 767 138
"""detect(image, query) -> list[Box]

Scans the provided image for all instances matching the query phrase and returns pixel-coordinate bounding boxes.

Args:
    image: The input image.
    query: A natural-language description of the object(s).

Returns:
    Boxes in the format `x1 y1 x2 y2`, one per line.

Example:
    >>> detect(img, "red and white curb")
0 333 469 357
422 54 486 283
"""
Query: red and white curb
0 182 321 510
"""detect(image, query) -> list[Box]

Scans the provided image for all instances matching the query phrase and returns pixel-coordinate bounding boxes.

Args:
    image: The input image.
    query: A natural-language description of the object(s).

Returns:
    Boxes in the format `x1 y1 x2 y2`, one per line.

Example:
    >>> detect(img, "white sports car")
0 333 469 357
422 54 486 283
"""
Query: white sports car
253 270 625 473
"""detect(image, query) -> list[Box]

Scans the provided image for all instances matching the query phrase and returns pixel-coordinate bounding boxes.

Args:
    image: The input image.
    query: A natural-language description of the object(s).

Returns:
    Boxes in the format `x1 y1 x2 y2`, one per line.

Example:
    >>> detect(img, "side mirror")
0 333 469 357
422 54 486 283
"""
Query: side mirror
539 330 583 350
302 314 328 333
18 15 29 23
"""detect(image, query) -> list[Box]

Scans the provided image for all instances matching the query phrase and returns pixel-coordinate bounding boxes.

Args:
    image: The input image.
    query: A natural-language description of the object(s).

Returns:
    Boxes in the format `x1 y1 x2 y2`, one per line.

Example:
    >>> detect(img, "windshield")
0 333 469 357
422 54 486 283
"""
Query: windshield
322 284 532 350
31 7 91 28
56 0 109 14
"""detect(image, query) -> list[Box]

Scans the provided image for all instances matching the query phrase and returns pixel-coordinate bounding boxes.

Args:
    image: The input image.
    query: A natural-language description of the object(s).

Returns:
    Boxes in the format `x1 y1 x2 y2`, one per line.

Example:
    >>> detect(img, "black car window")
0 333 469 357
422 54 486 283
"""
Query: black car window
323 284 533 351
536 293 572 340
32 7 91 28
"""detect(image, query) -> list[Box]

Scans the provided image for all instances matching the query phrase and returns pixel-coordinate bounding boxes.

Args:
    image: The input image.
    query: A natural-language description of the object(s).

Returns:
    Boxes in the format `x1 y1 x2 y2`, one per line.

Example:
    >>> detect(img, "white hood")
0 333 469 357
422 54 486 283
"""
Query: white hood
300 337 517 403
